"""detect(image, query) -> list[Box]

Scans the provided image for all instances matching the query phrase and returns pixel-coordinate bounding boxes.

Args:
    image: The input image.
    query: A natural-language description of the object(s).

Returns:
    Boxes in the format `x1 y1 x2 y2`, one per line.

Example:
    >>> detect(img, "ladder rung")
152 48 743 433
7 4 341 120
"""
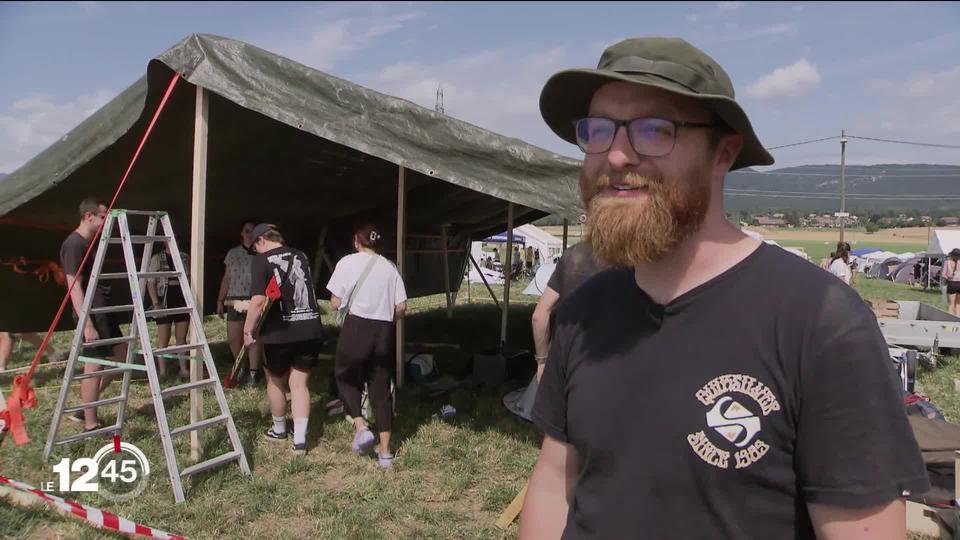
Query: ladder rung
89 304 135 314
138 271 180 279
154 343 205 356
161 378 217 398
179 450 241 477
145 306 193 318
169 414 228 438
121 210 167 216
55 424 121 446
83 336 136 348
99 273 130 279
108 235 171 244
63 395 127 414
74 366 140 380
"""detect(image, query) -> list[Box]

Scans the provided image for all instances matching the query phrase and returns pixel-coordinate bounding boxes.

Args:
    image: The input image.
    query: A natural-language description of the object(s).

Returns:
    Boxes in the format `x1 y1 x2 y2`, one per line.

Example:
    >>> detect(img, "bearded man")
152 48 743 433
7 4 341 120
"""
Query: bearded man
520 37 928 539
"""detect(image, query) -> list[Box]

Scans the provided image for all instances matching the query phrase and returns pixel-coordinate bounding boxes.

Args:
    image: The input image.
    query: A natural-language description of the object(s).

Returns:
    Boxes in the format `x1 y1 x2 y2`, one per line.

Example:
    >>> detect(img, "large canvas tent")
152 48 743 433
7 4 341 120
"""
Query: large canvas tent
0 34 583 331
928 229 960 256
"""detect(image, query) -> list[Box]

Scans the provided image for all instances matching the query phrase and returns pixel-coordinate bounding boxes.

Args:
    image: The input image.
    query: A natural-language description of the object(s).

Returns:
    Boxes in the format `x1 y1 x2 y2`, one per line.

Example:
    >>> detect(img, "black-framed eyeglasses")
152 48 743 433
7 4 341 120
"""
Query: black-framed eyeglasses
573 116 718 156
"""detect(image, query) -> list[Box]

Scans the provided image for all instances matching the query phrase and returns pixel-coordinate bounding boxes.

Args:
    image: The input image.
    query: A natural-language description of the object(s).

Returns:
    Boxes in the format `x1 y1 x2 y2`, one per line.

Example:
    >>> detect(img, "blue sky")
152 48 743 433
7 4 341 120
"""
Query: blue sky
1 1 959 174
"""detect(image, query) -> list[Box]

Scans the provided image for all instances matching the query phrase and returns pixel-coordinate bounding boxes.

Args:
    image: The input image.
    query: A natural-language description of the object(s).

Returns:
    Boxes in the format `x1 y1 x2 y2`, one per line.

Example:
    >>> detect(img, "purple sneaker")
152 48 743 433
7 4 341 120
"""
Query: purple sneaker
375 449 394 470
352 428 375 455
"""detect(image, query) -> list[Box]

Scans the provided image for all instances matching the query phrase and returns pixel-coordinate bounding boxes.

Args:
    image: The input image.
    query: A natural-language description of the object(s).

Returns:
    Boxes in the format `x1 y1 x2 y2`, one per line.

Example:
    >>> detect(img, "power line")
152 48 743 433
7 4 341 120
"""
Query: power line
765 136 839 151
724 192 960 201
768 166 960 172
847 135 960 150
732 170 960 177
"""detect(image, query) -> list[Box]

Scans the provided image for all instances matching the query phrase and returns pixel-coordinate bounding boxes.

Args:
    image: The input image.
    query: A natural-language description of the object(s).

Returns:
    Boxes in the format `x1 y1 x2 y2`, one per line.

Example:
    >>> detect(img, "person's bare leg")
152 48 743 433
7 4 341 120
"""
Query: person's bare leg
378 431 391 457
19 332 59 361
226 319 243 358
249 343 263 372
82 362 102 429
100 343 126 393
288 368 311 448
174 320 189 377
0 332 12 371
265 370 289 419
156 322 172 376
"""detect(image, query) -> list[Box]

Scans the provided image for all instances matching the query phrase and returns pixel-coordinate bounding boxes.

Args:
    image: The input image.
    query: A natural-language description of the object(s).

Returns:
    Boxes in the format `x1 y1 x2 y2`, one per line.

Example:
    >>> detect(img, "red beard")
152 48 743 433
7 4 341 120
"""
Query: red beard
583 170 711 266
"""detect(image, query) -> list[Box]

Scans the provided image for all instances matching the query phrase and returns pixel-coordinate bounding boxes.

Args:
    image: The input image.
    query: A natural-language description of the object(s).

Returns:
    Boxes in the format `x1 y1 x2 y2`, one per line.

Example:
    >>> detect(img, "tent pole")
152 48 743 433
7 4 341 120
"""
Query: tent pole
396 166 407 390
311 225 329 288
500 203 514 349
469 254 501 310
562 218 569 252
189 85 209 463
441 224 453 319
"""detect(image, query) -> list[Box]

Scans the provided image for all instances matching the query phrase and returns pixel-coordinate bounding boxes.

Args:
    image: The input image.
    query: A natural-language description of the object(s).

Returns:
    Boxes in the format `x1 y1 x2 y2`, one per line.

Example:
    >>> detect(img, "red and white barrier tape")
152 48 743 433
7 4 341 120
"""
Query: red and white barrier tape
0 475 187 539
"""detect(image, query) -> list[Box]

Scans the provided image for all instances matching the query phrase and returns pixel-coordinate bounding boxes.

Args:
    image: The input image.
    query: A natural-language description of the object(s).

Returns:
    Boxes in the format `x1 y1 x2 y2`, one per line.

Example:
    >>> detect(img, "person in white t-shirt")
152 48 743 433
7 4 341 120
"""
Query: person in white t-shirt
327 223 407 469
827 241 852 285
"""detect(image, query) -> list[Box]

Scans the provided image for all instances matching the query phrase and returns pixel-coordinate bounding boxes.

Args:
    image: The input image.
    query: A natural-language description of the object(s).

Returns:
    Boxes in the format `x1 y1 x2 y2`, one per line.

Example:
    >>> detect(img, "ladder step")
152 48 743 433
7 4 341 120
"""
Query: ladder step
55 424 121 446
121 210 167 216
108 235 171 244
74 366 141 380
99 272 130 279
63 395 127 414
138 271 180 279
145 306 193 318
154 343 205 356
83 335 137 348
89 304 135 314
169 414 229 438
161 378 217 398
179 450 241 477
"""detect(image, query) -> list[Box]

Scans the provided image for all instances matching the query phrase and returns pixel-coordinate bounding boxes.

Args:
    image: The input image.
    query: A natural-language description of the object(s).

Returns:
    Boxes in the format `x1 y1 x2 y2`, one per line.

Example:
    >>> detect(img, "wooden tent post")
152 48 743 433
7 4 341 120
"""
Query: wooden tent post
396 167 407 389
189 85 209 462
441 224 453 319
562 218 569 252
500 203 514 348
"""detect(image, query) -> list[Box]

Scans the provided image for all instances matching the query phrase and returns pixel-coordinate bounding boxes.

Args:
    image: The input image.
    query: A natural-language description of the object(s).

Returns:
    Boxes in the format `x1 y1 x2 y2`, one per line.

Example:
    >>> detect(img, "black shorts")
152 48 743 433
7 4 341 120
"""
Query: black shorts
155 286 190 325
74 311 124 358
225 299 249 322
262 339 322 376
948 281 960 295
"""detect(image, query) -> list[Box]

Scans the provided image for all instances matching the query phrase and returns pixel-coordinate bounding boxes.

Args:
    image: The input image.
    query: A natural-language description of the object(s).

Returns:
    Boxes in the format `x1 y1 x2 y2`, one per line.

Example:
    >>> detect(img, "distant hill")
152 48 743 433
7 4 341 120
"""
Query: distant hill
725 164 960 212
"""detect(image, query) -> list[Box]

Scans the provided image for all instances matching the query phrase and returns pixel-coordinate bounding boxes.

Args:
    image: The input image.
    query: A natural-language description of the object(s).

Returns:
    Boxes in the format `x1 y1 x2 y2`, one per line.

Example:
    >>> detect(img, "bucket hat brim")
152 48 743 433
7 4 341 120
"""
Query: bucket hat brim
540 69 774 170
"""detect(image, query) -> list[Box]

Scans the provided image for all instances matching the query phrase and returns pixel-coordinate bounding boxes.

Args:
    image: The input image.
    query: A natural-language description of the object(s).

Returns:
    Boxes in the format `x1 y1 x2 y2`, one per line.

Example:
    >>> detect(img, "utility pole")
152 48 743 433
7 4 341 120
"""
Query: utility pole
435 86 445 114
838 130 848 243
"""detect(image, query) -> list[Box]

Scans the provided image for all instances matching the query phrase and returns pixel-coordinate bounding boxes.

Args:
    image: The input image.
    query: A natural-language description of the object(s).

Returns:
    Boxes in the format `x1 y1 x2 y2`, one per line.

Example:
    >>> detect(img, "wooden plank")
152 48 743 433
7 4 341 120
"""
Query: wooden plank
396 166 407 389
189 84 209 462
562 219 569 252
495 480 528 530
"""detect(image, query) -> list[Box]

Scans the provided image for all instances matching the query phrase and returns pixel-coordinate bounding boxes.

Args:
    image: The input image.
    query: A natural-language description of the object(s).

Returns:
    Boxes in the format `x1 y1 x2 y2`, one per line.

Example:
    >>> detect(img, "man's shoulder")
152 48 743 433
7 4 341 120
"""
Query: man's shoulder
556 266 633 316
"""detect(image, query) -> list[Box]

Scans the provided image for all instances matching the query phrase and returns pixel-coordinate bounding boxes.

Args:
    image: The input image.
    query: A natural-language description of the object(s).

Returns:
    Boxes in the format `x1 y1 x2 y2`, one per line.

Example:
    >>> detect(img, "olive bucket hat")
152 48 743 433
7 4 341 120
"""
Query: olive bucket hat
540 37 774 170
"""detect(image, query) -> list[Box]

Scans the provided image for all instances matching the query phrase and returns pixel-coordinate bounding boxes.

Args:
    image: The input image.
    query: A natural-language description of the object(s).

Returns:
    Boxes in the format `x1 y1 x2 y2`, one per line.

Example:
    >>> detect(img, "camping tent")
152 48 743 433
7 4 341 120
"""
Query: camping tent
928 229 960 256
515 224 563 263
0 34 583 331
867 257 904 280
852 247 882 257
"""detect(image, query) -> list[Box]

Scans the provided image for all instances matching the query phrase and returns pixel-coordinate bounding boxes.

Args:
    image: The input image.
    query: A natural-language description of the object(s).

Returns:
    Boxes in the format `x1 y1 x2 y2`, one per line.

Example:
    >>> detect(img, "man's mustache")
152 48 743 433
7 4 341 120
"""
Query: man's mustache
592 172 663 191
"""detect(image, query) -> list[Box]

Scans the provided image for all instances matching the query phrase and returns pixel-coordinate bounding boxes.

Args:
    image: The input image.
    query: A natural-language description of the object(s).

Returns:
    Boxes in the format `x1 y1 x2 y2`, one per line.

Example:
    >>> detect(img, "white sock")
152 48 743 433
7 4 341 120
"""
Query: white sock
293 418 307 445
272 416 286 434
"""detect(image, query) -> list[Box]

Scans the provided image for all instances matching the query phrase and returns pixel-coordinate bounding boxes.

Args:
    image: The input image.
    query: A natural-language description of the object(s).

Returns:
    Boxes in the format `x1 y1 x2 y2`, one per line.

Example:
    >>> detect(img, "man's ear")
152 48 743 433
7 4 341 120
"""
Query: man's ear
713 133 744 174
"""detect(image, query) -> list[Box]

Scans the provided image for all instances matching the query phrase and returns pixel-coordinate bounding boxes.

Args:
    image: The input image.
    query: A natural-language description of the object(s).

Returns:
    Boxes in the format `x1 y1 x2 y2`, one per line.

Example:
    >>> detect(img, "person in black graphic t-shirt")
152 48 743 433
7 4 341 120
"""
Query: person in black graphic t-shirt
59 197 126 431
521 38 928 539
244 224 324 456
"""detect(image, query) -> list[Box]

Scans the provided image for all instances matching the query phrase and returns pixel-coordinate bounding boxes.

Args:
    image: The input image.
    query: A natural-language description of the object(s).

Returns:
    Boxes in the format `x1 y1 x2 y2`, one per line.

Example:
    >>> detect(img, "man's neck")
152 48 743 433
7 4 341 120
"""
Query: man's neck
75 224 93 241
632 210 760 305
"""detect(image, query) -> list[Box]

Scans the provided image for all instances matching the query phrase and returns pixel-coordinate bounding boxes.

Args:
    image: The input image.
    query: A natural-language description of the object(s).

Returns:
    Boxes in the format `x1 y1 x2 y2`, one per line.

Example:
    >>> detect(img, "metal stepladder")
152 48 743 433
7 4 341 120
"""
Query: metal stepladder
43 209 250 503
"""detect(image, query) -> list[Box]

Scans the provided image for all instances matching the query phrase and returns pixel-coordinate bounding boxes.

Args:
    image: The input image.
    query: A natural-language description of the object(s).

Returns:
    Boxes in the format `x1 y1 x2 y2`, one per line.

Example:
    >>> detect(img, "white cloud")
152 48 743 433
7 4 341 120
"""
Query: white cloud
861 65 960 141
0 90 116 173
745 59 821 100
756 22 796 37
264 11 423 71
717 1 745 10
353 45 578 158
686 13 700 22
792 5 804 12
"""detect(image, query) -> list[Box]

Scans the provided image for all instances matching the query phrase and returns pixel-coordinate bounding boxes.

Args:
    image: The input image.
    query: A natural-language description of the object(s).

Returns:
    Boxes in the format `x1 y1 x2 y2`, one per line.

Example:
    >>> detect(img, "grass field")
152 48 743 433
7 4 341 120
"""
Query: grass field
0 274 954 539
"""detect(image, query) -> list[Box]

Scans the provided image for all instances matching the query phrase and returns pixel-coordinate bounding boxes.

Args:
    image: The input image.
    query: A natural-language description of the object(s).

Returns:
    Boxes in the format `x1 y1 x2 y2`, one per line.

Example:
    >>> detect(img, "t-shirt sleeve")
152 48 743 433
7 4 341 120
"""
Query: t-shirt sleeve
249 255 270 297
795 286 930 507
326 259 350 299
532 314 572 442
60 237 82 277
546 254 565 296
394 269 408 305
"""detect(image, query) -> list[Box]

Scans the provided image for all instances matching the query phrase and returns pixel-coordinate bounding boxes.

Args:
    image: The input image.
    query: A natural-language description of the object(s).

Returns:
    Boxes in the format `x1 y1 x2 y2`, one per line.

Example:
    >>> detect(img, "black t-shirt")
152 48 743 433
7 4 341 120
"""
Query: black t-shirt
59 231 111 309
250 246 324 345
534 243 929 539
547 242 604 299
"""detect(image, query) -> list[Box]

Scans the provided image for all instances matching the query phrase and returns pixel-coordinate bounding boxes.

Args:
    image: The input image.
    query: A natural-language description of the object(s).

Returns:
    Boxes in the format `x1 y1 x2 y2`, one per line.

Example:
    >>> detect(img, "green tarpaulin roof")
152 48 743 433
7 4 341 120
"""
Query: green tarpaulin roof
0 34 582 331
